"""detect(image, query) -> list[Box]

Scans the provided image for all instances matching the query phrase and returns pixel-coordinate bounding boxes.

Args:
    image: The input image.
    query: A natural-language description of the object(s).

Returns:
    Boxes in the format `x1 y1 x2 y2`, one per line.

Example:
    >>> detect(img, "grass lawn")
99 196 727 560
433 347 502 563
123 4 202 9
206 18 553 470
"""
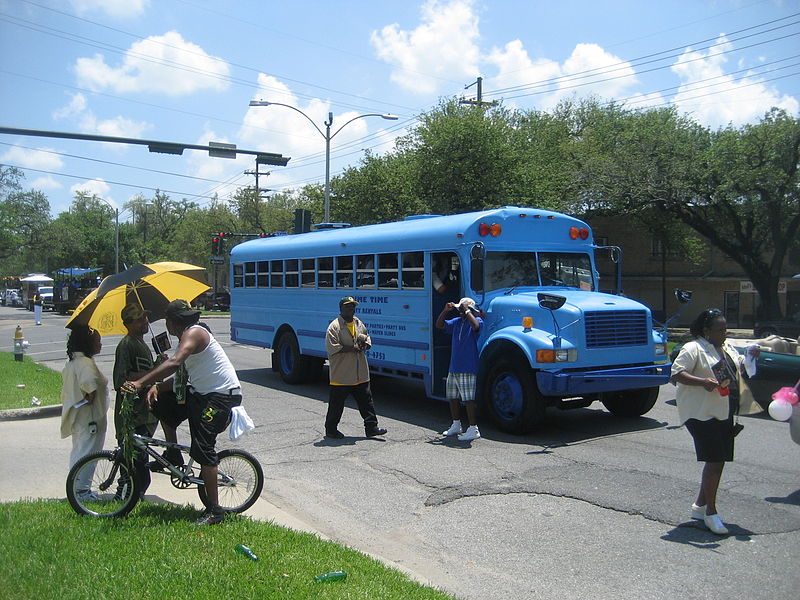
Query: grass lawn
1 500 456 600
0 352 62 410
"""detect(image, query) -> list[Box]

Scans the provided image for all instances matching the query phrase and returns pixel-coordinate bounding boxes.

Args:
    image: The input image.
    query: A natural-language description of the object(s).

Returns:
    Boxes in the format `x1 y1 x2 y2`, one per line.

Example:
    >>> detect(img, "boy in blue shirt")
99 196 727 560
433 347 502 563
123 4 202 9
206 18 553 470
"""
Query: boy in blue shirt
436 297 483 442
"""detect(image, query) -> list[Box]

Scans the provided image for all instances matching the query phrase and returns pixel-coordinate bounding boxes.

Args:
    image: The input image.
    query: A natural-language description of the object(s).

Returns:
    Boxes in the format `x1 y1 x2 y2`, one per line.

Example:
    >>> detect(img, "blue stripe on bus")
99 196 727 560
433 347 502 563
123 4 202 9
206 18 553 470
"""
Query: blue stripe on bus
234 337 269 348
297 329 325 338
370 337 428 350
231 321 274 332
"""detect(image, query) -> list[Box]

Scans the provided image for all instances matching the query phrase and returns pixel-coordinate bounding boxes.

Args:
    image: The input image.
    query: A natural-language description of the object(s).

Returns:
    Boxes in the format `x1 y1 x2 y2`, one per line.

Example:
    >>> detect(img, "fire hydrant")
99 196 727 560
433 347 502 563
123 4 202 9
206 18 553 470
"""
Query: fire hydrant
13 325 29 362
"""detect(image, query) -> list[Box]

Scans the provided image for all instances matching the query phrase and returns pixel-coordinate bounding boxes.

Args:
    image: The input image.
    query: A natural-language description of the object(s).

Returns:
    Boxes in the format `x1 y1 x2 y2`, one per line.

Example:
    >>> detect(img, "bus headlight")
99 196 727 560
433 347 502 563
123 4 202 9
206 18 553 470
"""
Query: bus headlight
654 342 667 356
536 348 578 363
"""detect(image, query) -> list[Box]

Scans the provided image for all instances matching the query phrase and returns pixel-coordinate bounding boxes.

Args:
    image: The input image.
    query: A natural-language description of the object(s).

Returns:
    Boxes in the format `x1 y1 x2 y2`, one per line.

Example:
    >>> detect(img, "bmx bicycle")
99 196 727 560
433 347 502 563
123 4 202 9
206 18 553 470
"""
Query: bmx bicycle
65 397 263 518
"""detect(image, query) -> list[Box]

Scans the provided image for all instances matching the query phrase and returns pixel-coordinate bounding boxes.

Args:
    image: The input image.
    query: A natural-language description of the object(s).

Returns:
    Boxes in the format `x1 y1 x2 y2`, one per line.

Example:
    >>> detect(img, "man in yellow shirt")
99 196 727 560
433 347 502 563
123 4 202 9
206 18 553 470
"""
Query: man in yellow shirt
324 297 387 439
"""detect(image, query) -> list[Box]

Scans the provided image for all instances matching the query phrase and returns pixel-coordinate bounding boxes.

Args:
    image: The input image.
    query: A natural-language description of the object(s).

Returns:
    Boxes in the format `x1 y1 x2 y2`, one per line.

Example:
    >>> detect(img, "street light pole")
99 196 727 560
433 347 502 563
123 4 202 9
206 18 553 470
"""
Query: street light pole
96 196 120 273
249 100 398 223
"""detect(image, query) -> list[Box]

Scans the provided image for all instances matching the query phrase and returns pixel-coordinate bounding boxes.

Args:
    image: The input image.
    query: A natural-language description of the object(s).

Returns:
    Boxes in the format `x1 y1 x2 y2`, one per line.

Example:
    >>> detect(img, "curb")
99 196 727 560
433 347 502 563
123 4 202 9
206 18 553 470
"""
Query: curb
0 404 61 421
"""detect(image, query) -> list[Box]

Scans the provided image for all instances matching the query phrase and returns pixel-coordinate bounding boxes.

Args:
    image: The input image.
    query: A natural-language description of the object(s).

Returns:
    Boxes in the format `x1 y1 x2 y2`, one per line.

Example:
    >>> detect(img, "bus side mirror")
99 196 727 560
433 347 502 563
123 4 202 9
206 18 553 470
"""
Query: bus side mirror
538 293 566 311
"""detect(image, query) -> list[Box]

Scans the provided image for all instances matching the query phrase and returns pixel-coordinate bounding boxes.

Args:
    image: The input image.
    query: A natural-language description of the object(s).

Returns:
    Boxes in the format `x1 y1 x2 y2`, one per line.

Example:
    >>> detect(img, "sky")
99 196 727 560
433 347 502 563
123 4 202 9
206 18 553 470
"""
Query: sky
0 0 798 219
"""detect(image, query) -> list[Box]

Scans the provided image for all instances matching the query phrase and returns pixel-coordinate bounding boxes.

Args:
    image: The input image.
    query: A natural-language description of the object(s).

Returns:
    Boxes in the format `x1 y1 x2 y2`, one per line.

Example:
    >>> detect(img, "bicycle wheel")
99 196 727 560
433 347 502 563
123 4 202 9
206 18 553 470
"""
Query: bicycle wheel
197 449 264 513
66 450 140 517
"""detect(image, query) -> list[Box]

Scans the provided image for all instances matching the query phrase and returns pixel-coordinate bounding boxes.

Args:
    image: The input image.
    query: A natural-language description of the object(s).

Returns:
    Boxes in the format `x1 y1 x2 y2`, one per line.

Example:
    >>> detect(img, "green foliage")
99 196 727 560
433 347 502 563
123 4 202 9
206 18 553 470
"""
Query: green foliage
0 352 63 410
0 500 456 600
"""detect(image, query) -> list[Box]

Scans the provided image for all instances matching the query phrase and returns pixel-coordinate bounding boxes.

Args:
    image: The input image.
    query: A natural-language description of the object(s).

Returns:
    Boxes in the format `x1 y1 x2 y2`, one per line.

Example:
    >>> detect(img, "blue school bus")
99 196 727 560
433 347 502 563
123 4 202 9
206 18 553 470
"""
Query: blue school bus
229 207 670 433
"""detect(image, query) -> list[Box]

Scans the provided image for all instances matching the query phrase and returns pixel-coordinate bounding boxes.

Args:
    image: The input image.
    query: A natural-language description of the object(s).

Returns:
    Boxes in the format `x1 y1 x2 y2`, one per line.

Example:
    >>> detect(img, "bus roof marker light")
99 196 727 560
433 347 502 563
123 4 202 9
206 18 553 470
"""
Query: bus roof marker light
569 227 579 240
579 227 589 240
478 222 490 236
489 223 502 237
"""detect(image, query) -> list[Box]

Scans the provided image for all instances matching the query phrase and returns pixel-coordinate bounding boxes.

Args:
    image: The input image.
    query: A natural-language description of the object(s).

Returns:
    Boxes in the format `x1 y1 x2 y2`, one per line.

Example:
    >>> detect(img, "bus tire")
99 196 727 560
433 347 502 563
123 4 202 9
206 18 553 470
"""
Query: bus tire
482 352 545 434
274 331 307 384
600 386 659 417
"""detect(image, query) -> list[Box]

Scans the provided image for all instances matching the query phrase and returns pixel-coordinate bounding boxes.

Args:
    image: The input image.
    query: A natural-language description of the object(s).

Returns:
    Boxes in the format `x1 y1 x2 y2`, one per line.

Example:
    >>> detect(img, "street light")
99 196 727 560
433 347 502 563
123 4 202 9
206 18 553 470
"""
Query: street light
249 100 398 222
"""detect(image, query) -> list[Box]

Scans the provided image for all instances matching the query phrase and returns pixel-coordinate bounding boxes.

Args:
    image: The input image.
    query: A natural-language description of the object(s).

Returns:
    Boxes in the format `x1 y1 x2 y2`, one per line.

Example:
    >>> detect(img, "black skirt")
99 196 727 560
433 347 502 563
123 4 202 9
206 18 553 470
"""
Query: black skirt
684 397 737 462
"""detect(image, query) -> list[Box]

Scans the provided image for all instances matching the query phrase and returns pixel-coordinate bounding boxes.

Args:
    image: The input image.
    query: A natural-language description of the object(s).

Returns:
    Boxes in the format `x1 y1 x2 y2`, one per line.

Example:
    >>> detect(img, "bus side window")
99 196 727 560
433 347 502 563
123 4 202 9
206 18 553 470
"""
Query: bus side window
257 261 269 287
233 263 244 288
401 251 424 289
378 253 398 289
318 257 333 288
301 258 315 287
336 255 353 288
244 262 256 288
270 260 284 287
357 254 375 288
285 259 299 288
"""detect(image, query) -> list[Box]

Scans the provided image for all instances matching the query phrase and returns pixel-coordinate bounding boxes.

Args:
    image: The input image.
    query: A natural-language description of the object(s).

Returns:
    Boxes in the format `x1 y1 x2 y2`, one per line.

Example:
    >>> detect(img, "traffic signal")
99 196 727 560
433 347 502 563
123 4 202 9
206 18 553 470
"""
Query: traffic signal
218 232 227 254
211 236 220 255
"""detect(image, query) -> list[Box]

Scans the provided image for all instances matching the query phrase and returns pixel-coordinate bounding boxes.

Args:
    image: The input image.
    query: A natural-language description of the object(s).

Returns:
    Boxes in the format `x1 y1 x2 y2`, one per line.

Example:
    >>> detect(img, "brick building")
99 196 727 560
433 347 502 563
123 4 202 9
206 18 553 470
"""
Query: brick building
591 216 800 329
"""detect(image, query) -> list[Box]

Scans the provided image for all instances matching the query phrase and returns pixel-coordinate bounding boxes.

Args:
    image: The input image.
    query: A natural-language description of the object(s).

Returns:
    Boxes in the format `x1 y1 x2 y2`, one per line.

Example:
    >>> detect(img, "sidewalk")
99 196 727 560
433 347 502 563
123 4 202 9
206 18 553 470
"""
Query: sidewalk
0 410 324 537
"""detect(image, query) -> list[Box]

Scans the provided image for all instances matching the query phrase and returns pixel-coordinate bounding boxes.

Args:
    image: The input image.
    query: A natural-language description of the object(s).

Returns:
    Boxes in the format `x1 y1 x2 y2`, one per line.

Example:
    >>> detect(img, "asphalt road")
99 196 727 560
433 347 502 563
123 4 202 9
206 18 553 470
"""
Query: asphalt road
1 306 799 600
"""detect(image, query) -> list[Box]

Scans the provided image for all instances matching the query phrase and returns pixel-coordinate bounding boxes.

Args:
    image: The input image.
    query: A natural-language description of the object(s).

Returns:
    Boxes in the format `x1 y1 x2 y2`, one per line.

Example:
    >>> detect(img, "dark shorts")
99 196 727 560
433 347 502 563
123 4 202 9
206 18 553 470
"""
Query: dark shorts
684 417 735 462
151 389 241 467
150 389 187 429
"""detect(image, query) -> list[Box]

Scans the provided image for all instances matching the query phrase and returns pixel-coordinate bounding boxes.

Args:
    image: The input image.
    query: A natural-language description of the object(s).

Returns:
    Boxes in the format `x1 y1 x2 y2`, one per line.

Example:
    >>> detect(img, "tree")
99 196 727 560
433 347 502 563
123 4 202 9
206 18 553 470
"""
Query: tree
570 102 800 319
0 167 52 273
47 191 115 271
333 151 426 225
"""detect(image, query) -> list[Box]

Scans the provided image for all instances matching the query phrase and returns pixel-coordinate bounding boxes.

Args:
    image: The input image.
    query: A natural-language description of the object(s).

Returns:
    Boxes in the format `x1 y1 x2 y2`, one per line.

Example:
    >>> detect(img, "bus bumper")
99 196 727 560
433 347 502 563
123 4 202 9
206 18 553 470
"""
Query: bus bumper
536 363 671 396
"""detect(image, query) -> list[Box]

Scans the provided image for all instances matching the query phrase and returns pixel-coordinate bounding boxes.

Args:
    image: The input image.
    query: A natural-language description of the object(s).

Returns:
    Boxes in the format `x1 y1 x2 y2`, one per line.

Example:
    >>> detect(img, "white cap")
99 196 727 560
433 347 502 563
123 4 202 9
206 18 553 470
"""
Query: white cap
458 297 476 309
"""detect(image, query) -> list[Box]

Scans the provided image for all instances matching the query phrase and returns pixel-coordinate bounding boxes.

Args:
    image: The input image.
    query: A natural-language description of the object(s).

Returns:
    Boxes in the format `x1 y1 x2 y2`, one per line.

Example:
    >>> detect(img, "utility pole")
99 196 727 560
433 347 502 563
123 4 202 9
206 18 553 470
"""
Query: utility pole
244 155 271 200
460 76 499 108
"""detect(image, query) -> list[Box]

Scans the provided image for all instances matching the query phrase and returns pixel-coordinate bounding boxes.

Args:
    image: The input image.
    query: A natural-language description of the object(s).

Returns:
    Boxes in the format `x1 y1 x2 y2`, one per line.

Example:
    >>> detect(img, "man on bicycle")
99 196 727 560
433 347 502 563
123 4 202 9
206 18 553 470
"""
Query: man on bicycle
125 299 241 525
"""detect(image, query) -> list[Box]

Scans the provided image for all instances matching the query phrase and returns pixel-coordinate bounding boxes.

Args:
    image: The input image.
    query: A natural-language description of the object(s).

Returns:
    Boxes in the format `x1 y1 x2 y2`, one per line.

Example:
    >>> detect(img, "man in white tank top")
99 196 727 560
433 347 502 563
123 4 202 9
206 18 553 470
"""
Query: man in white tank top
126 299 242 525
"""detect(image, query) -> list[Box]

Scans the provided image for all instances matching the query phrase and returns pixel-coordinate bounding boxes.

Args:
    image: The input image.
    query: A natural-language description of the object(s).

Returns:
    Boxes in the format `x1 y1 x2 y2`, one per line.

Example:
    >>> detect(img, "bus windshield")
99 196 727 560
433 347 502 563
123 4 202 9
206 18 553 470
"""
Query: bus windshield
485 251 594 292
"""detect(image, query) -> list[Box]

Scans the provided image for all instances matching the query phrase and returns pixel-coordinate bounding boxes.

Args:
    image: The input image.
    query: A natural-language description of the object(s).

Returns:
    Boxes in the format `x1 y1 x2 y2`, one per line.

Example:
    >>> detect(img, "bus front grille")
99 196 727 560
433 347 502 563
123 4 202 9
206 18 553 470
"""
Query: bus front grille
584 310 649 348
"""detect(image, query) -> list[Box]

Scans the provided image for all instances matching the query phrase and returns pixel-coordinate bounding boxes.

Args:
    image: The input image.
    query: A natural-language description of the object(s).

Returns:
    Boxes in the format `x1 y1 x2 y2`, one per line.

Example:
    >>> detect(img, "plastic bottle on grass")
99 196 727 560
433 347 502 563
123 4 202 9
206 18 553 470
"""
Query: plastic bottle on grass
234 544 258 561
314 571 347 582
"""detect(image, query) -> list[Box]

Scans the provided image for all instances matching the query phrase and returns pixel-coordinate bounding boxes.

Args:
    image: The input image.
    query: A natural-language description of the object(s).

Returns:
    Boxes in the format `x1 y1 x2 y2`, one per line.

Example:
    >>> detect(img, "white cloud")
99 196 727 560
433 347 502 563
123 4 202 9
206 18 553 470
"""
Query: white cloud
29 176 63 191
70 179 114 206
69 0 149 19
53 93 151 139
74 31 230 96
671 34 799 128
0 146 64 171
371 0 480 94
486 41 642 110
185 126 252 201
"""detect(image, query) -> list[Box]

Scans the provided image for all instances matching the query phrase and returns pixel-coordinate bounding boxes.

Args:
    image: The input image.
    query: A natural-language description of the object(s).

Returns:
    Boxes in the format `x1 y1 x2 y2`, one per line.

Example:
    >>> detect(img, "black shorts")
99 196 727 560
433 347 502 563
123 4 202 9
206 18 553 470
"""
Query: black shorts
150 389 188 430
684 417 735 462
152 388 240 466
187 390 241 467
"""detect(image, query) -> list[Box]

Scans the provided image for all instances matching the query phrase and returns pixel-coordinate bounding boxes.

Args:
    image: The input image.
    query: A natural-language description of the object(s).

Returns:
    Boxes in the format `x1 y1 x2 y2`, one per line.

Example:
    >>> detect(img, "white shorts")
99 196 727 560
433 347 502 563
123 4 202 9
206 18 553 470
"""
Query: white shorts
446 372 476 403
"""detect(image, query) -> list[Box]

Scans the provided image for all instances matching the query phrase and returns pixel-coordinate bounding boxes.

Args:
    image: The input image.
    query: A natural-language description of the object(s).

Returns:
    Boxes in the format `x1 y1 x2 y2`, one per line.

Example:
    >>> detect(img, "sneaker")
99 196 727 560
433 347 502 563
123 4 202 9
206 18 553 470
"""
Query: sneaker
196 508 225 526
703 513 729 535
325 430 345 439
691 503 706 520
442 422 463 437
77 490 100 502
457 425 481 442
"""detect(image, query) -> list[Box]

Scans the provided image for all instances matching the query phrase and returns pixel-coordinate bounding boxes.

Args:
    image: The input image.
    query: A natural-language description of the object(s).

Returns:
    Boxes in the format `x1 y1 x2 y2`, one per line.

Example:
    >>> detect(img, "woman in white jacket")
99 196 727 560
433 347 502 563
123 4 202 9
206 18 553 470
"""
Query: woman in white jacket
671 308 759 535
60 325 109 500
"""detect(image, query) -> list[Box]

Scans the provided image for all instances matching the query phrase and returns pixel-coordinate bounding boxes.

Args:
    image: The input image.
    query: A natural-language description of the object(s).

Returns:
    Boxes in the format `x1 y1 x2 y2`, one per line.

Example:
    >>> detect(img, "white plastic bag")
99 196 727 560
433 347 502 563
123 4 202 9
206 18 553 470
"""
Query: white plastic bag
229 405 255 440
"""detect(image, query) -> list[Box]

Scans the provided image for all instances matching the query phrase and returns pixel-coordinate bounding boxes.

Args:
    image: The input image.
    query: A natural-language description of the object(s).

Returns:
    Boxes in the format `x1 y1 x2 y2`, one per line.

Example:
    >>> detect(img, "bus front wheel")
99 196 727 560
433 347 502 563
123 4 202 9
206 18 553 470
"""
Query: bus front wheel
275 332 307 384
482 354 545 434
600 386 659 417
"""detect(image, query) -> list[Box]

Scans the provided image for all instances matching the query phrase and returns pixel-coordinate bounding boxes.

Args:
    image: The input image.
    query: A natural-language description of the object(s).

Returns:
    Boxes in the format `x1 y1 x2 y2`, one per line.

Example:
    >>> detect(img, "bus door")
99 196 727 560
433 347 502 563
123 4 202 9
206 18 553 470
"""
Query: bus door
431 252 461 397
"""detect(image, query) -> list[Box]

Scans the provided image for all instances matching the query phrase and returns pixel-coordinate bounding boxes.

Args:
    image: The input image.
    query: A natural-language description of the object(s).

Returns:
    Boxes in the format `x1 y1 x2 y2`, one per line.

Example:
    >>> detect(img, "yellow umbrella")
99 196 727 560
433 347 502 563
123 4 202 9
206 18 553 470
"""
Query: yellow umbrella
66 262 210 335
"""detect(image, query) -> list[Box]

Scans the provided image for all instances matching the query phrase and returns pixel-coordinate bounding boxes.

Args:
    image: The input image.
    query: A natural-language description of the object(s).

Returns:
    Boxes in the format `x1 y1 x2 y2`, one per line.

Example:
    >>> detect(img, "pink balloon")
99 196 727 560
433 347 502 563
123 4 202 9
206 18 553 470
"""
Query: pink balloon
772 387 799 406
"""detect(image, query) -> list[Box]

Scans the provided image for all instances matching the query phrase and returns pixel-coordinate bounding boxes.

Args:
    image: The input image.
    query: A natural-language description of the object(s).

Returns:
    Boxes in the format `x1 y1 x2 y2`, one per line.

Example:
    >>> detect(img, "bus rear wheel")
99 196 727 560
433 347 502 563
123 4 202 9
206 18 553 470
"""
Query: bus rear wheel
600 386 659 417
482 353 545 434
275 331 307 384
